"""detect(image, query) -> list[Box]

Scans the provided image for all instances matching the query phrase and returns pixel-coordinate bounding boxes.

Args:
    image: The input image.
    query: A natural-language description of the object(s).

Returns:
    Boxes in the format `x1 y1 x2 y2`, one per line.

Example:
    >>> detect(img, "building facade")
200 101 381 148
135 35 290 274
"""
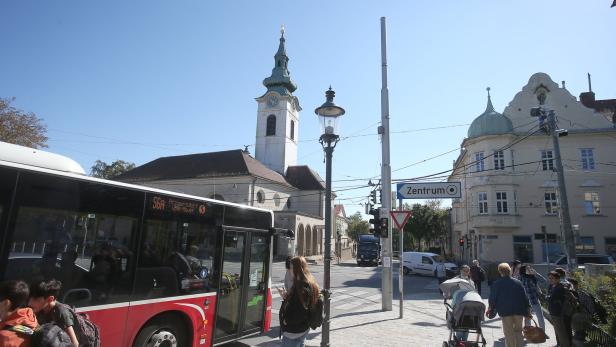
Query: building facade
449 72 616 265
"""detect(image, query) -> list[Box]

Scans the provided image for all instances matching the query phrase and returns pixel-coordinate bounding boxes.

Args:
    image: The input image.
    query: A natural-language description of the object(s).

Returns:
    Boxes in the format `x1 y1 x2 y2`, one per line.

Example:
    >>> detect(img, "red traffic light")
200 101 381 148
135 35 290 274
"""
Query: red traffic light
458 238 465 246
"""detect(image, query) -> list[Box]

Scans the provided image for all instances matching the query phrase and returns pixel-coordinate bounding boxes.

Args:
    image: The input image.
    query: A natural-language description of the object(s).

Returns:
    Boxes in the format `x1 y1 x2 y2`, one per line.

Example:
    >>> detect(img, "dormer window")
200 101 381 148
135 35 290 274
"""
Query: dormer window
266 115 276 136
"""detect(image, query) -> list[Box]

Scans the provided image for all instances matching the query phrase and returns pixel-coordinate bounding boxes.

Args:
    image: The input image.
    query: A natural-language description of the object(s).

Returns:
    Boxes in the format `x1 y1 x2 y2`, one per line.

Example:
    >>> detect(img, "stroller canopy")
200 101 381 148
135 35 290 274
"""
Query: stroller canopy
452 290 486 325
439 278 475 299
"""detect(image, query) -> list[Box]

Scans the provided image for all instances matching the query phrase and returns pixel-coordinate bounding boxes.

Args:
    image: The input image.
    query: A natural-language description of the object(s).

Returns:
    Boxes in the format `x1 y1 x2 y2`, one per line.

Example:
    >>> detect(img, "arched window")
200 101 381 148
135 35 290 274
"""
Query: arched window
290 120 295 140
266 115 276 136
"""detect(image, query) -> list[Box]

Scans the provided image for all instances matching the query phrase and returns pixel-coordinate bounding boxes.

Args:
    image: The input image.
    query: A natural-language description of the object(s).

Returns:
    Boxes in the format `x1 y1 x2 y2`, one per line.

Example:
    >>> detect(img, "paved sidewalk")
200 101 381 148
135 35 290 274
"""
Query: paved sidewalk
252 293 555 347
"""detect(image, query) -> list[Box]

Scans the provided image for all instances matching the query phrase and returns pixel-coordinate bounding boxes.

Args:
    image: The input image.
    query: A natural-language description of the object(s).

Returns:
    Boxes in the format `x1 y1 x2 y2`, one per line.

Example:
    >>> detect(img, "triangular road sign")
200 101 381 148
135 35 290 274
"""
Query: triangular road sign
390 211 412 230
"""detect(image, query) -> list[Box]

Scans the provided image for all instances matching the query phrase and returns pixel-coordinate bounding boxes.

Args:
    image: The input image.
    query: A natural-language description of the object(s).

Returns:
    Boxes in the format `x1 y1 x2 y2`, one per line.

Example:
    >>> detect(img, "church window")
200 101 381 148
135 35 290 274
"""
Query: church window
286 198 292 209
256 190 265 204
274 194 281 207
266 115 276 136
290 120 295 140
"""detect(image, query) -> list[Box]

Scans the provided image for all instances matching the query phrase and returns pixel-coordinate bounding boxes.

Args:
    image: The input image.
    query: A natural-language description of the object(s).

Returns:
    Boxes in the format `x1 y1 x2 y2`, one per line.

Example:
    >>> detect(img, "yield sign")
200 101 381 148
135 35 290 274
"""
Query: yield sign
390 211 412 230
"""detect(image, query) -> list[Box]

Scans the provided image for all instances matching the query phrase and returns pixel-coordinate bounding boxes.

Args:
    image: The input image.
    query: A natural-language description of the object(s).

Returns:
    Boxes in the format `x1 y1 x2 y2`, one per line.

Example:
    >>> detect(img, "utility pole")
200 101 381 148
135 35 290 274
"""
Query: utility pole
532 106 576 269
547 109 577 269
379 16 393 311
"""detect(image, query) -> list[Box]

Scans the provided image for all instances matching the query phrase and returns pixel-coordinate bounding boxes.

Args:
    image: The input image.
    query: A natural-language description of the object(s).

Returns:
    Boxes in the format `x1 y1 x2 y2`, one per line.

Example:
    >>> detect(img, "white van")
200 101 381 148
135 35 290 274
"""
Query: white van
402 252 457 277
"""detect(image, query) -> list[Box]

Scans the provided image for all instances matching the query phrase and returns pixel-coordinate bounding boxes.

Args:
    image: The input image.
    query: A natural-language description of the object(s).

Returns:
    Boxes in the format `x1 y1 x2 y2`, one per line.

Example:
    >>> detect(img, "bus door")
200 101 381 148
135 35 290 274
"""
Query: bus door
214 227 270 342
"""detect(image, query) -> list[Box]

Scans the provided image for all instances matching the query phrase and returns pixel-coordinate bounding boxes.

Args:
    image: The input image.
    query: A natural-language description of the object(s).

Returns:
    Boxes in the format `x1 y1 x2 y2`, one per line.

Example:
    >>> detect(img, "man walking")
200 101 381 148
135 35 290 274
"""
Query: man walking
487 263 531 347
470 259 485 295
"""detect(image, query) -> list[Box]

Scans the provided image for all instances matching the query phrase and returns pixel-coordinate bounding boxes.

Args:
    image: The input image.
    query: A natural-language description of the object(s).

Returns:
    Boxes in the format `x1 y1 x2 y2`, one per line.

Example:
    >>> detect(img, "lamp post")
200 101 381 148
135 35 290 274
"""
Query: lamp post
315 87 345 347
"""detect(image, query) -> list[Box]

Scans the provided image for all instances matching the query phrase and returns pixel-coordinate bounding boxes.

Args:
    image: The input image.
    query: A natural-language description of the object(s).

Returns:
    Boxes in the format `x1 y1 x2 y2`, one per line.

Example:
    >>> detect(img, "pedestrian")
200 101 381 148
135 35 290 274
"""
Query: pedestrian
279 256 320 347
511 259 521 279
457 265 474 285
0 280 38 347
277 256 294 300
436 261 446 295
547 271 572 347
487 263 532 347
28 279 79 347
469 259 485 295
519 265 546 332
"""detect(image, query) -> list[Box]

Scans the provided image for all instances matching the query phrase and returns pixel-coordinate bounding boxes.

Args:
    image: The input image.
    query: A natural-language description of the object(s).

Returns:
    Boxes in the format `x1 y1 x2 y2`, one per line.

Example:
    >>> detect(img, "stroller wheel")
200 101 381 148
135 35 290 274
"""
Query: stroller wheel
442 342 449 347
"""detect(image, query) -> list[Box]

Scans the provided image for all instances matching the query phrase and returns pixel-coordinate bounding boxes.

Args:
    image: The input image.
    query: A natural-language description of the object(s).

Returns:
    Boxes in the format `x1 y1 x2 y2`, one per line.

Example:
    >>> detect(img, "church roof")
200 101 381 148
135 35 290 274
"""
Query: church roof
467 88 514 139
115 149 293 188
286 165 325 190
262 27 297 96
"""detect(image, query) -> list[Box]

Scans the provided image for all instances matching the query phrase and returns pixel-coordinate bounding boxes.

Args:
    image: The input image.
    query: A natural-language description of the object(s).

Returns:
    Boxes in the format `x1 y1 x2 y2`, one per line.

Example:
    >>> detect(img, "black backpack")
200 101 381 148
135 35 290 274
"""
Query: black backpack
308 291 324 330
4 323 72 347
58 303 101 347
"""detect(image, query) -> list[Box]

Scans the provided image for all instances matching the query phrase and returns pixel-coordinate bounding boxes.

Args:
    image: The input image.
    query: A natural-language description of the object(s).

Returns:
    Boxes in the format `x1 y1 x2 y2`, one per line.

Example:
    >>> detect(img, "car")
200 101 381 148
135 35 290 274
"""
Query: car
402 251 457 277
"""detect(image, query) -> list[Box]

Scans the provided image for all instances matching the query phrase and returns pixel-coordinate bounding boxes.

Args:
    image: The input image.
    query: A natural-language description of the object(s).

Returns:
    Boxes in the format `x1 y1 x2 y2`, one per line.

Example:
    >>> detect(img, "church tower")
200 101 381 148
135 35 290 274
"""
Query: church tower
255 27 301 175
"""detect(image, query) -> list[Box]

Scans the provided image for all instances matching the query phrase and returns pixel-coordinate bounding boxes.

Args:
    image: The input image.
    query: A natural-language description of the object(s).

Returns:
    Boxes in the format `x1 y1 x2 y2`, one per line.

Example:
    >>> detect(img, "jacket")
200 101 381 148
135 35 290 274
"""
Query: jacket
470 265 485 282
0 308 39 347
547 282 566 316
488 276 530 317
281 282 313 333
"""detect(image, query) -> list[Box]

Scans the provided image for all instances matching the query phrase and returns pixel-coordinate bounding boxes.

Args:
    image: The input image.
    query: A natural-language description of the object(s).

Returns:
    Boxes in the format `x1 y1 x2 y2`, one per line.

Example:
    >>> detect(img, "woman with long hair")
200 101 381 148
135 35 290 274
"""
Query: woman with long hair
280 256 320 347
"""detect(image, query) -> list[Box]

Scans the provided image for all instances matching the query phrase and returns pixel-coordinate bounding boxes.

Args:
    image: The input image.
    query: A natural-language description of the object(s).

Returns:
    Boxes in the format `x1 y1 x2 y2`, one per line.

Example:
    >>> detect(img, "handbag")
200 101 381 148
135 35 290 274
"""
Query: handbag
523 318 547 343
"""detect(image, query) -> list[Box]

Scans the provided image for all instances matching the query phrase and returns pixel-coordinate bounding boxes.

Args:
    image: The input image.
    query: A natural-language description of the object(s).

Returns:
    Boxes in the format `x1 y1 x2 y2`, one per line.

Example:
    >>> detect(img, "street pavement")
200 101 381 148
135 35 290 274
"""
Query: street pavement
226 259 556 347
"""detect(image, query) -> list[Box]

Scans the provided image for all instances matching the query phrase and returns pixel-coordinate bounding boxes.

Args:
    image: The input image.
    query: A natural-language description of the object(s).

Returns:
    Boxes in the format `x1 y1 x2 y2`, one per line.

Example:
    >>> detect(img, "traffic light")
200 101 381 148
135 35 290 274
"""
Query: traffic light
379 217 388 238
370 190 377 204
458 238 465 247
368 208 381 236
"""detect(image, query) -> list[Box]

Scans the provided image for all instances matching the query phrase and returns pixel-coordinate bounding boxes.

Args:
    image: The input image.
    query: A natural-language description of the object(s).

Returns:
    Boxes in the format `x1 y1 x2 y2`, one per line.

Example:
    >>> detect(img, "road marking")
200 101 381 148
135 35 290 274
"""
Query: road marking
334 293 381 310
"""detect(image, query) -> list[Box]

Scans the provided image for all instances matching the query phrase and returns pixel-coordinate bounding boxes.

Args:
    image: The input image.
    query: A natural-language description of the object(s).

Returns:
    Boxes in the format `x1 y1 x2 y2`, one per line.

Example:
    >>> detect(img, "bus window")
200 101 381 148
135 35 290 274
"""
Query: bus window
134 194 221 300
6 171 143 307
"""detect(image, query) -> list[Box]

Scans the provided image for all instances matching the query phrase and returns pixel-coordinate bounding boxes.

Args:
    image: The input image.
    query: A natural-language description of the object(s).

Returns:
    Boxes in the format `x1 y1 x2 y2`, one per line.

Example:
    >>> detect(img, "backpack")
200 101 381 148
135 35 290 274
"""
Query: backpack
4 323 72 347
31 323 73 347
308 291 324 330
58 303 101 347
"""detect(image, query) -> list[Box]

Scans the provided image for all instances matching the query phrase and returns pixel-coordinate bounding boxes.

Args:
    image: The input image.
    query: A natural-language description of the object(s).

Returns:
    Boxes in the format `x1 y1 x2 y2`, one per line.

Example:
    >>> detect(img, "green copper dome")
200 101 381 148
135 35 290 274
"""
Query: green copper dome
263 28 297 96
467 88 513 139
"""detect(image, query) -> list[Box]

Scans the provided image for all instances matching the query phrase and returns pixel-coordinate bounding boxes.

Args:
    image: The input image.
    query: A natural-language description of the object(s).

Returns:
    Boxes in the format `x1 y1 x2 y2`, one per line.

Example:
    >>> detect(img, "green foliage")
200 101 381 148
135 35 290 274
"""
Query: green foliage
402 200 448 252
0 97 48 148
573 271 616 336
346 212 369 242
90 159 136 179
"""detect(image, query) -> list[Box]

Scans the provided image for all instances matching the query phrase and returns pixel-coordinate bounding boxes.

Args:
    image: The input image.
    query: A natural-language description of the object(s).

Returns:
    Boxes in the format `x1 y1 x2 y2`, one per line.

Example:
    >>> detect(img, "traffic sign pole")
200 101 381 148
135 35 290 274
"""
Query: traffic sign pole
390 208 412 319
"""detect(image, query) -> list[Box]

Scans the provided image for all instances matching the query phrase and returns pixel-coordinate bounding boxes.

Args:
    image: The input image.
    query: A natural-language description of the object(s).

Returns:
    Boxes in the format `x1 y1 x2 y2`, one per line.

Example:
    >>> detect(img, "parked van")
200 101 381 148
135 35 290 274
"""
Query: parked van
402 251 457 277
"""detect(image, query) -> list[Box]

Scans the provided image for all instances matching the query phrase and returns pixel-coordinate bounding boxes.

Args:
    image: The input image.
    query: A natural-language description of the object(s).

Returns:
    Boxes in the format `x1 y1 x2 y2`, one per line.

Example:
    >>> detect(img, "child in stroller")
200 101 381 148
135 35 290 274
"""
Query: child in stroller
440 280 487 347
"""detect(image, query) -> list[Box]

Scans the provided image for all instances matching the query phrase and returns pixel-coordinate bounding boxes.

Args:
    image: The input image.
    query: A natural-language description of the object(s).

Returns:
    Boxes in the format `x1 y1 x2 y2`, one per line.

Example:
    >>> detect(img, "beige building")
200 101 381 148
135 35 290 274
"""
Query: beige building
449 72 616 265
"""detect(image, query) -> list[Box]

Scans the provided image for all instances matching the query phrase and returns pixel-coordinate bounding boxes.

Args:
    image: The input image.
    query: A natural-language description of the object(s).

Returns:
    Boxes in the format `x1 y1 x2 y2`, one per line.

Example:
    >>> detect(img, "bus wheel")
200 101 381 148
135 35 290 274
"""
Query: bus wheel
134 316 188 347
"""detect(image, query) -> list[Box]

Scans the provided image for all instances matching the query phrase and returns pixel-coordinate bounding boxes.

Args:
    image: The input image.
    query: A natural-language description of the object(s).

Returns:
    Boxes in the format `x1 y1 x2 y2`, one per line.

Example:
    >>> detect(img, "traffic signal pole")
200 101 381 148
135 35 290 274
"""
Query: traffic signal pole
380 16 393 311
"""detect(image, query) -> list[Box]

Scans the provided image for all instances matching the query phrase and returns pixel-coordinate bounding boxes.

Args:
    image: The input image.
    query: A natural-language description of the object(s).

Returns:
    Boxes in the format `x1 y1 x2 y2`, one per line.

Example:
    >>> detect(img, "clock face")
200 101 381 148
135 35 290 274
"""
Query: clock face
267 95 279 107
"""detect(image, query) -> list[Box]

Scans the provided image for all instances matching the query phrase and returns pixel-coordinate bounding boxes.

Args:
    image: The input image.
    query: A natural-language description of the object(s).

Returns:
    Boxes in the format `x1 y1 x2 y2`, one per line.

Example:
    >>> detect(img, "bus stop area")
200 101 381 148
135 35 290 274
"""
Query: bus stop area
242 293 556 347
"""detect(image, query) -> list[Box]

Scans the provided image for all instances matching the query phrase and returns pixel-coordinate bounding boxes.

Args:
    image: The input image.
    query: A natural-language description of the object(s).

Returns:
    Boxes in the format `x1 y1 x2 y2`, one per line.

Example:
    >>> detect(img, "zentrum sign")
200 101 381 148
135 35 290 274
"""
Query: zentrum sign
396 182 461 199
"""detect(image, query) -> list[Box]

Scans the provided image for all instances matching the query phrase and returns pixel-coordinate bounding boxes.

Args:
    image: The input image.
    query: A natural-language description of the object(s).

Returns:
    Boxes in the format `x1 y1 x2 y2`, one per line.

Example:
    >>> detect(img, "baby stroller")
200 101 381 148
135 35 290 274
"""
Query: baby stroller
439 279 487 347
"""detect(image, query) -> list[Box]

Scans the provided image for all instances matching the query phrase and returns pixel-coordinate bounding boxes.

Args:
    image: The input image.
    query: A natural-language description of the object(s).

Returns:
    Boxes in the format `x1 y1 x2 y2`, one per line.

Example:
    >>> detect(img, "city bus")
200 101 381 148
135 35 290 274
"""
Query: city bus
0 141 288 347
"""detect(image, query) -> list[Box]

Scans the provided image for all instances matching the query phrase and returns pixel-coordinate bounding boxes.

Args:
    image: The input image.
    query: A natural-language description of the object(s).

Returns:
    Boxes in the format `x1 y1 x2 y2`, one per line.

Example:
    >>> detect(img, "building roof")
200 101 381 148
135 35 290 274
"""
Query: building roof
115 149 293 187
286 165 325 190
467 87 514 139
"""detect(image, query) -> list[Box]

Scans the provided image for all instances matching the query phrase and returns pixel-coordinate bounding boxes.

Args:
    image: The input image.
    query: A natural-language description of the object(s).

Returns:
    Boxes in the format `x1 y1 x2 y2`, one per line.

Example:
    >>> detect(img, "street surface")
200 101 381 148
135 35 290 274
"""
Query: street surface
223 259 556 347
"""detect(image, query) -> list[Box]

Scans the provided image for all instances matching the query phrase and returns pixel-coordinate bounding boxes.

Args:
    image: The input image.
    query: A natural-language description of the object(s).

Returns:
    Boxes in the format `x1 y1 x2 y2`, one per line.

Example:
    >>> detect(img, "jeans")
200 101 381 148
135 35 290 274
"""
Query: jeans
281 330 309 347
524 303 546 331
551 315 571 347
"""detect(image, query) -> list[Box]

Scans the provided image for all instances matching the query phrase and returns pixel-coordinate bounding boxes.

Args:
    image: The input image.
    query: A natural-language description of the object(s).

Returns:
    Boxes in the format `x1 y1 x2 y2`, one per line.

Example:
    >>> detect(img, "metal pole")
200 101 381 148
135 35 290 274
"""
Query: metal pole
321 141 334 347
380 16 393 311
548 110 577 269
398 198 404 318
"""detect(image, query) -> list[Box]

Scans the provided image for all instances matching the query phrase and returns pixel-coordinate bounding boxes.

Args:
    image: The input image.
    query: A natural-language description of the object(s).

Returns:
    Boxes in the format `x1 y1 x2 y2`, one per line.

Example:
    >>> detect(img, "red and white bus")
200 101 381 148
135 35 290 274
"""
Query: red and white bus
0 141 287 347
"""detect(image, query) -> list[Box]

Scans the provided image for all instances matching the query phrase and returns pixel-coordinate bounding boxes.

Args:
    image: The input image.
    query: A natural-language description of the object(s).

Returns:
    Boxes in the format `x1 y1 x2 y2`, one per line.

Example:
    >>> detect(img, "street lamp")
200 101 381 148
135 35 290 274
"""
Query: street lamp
315 87 345 347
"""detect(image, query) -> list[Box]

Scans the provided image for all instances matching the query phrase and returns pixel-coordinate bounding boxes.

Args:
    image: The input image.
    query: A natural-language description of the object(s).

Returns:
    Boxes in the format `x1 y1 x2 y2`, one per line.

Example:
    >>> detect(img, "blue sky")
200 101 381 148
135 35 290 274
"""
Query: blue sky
1 1 614 217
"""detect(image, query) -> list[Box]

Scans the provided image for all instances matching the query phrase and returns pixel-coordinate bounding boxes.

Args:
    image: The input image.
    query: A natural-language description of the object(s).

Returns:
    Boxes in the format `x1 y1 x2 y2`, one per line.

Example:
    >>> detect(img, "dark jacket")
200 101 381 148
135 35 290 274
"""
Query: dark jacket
280 282 313 333
470 265 485 282
489 276 531 317
548 282 566 316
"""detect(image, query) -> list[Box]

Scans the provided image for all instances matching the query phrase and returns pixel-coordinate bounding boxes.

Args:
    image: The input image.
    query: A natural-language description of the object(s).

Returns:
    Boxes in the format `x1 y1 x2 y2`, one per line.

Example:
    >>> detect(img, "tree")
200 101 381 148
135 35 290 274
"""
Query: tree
0 97 48 148
346 212 369 242
90 160 136 179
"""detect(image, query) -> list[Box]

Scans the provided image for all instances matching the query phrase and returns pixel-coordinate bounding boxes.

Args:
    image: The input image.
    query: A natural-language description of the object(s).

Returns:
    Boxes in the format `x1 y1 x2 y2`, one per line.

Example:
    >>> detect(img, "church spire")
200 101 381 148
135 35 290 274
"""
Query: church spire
263 27 297 95
485 87 495 113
